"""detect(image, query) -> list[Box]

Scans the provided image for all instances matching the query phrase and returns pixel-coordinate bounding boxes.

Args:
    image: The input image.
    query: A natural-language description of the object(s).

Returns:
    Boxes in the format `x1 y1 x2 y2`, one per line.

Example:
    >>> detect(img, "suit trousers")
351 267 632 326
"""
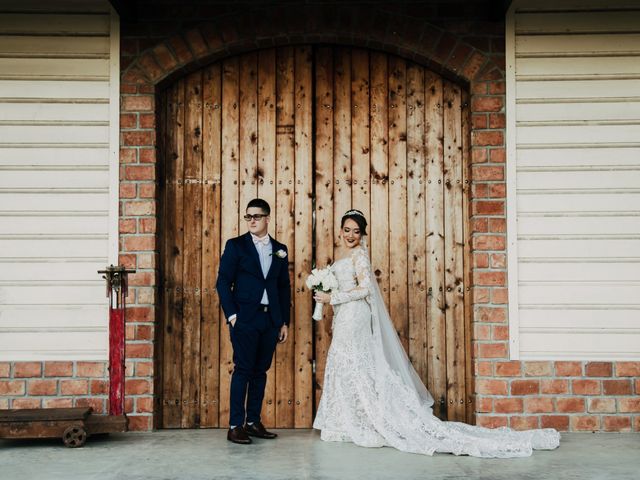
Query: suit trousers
229 309 280 427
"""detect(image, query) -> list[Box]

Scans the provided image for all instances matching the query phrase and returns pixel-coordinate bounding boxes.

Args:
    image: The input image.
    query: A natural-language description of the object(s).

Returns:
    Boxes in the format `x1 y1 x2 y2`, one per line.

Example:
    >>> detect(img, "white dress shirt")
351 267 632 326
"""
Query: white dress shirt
251 233 272 305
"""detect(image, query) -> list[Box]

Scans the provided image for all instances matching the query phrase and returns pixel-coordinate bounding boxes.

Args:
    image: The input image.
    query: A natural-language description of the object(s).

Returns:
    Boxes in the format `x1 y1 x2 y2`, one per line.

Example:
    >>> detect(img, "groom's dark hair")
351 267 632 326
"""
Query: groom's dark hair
246 198 271 215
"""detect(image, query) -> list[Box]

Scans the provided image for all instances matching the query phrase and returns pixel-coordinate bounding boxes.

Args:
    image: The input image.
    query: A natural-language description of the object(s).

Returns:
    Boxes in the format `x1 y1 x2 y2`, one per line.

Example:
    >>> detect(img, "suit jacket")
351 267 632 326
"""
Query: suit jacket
216 232 291 327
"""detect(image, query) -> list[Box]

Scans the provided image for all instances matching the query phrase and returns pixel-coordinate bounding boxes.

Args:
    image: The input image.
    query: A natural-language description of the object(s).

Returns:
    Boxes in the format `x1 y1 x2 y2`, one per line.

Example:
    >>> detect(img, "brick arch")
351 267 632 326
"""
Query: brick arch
121 7 502 89
117 6 508 431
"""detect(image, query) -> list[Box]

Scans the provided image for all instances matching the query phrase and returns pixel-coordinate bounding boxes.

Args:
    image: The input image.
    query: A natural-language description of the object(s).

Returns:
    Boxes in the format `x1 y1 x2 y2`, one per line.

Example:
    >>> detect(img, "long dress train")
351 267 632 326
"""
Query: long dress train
313 246 560 458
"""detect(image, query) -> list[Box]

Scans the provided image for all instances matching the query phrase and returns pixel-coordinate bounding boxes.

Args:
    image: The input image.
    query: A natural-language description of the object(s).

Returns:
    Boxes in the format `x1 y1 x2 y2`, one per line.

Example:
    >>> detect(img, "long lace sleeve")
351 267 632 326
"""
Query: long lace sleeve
330 248 372 305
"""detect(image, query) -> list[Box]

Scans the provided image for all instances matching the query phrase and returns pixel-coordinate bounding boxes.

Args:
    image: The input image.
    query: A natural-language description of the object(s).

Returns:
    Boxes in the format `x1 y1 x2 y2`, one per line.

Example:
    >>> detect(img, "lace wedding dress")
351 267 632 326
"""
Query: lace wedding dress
313 246 560 458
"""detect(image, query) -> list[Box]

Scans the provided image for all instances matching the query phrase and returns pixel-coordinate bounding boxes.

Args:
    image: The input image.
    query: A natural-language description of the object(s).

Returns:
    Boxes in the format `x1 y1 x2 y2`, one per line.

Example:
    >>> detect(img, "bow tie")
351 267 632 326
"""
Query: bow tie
252 235 270 246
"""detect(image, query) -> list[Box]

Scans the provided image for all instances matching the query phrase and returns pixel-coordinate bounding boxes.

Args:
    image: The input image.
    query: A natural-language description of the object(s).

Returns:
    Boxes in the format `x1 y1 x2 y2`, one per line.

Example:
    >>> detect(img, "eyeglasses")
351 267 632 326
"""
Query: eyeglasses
244 214 268 221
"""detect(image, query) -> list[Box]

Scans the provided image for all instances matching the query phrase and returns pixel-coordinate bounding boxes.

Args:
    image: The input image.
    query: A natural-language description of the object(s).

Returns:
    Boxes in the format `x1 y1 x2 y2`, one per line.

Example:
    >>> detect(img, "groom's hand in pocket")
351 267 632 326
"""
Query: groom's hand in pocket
278 325 288 343
229 314 237 327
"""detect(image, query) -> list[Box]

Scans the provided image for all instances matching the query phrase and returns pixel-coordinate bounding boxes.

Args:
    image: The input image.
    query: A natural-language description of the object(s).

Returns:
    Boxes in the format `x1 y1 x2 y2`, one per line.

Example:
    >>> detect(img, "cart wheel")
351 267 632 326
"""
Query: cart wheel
63 426 87 448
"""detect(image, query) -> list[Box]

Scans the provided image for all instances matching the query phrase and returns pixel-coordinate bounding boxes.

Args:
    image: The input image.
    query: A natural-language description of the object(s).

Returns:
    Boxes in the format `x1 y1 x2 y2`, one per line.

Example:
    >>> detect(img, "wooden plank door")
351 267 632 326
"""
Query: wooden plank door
158 45 472 428
311 47 473 423
158 47 313 428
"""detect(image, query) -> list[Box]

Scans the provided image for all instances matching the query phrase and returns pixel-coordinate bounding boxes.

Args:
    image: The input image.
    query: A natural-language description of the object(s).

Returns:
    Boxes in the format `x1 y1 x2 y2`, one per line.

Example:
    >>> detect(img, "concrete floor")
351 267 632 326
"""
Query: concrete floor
0 430 638 480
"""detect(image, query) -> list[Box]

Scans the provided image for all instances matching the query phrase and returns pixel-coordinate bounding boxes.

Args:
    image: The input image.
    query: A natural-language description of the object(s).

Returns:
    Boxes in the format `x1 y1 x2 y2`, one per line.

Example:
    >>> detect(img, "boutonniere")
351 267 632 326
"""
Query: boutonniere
271 249 287 259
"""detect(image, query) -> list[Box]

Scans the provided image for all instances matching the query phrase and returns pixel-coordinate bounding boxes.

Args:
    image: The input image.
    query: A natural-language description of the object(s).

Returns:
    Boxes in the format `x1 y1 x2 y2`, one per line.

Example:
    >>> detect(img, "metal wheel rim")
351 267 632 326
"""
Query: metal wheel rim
63 426 87 447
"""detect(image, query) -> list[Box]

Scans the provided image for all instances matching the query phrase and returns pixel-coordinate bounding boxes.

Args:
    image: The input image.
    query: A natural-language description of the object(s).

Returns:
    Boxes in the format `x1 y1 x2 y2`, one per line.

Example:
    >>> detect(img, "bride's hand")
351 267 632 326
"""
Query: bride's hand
313 291 331 303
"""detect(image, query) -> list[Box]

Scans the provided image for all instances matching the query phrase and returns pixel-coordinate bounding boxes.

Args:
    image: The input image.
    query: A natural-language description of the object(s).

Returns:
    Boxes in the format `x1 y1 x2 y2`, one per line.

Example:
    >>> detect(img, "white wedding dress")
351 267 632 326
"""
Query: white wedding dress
313 246 560 458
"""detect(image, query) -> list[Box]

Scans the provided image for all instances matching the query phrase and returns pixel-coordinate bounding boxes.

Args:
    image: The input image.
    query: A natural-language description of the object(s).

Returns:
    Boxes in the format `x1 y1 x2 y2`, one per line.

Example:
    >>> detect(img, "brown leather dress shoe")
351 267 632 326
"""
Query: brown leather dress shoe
227 426 252 444
244 421 278 439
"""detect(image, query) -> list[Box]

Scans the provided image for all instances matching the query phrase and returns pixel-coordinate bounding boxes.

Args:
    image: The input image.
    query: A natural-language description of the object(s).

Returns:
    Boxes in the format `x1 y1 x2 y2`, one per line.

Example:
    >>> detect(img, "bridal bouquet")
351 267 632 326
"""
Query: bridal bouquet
306 267 338 321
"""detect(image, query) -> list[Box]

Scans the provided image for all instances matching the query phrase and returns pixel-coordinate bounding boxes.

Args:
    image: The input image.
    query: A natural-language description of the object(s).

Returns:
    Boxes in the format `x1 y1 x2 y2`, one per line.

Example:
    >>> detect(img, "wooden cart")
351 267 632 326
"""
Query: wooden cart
0 407 128 448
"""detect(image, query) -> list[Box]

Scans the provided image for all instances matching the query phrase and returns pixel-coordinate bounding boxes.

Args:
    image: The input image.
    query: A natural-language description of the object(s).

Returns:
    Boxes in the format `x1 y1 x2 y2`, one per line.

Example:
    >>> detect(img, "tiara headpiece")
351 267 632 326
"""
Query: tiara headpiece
343 209 365 218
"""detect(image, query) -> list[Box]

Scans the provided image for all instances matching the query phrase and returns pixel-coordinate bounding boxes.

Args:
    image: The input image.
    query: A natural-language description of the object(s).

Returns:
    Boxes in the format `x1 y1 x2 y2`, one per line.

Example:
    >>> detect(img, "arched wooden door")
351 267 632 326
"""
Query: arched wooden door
157 46 473 429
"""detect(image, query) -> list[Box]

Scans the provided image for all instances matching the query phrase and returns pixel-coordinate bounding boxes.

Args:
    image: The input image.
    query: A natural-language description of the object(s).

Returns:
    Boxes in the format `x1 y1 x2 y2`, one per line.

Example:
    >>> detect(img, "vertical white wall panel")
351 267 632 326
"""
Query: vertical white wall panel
507 0 640 360
0 0 117 361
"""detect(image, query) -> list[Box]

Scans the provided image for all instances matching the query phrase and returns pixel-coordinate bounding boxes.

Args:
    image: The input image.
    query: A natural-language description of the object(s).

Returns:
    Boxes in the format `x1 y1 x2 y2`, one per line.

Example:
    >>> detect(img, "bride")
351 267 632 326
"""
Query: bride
311 209 560 458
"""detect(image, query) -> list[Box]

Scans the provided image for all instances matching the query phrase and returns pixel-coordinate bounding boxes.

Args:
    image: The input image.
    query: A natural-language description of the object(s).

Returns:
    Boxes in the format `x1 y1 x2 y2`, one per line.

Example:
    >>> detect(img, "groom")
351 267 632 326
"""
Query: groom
216 198 291 444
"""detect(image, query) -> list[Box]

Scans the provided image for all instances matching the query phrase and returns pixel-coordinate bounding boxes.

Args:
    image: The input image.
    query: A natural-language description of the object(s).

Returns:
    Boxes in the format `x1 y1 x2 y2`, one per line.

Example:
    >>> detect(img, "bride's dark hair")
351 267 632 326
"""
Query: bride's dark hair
341 209 368 235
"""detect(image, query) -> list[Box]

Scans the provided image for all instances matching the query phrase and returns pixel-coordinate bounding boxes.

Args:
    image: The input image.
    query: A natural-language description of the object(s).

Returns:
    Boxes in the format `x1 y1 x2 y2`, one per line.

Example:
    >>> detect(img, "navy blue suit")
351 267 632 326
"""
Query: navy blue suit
216 232 291 427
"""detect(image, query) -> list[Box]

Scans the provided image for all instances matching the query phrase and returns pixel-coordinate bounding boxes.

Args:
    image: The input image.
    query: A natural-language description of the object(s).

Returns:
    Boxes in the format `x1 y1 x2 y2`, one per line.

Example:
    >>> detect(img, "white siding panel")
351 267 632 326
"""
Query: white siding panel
0 80 109 98
518 283 640 305
0 125 109 144
0 170 109 188
0 1 116 361
0 332 107 361
518 238 640 258
0 58 109 79
519 262 640 282
516 56 640 78
0 304 107 363
0 215 108 234
0 305 106 327
519 332 640 360
0 103 109 122
517 192 640 213
517 0 640 9
2 238 108 258
1 283 105 305
0 14 109 35
0 0 109 12
516 169 640 189
0 35 110 56
0 147 109 166
517 124 640 146
0 260 106 281
517 79 640 99
520 308 640 329
517 147 640 167
508 0 640 360
518 214 640 236
0 192 108 211
516 12 640 34
517 102 640 122
516 34 640 55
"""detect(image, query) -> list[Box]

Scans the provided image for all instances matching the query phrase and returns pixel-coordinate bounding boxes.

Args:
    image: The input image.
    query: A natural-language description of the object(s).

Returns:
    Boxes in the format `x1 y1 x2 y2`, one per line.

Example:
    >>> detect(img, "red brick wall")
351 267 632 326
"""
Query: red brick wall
0 359 154 428
0 361 108 412
2 2 637 432
475 361 640 431
117 81 158 431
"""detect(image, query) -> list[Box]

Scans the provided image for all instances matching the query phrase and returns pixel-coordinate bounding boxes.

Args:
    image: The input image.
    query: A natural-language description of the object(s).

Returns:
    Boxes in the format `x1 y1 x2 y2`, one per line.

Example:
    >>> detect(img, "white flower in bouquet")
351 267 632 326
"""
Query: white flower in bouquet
306 266 337 321
322 272 339 291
